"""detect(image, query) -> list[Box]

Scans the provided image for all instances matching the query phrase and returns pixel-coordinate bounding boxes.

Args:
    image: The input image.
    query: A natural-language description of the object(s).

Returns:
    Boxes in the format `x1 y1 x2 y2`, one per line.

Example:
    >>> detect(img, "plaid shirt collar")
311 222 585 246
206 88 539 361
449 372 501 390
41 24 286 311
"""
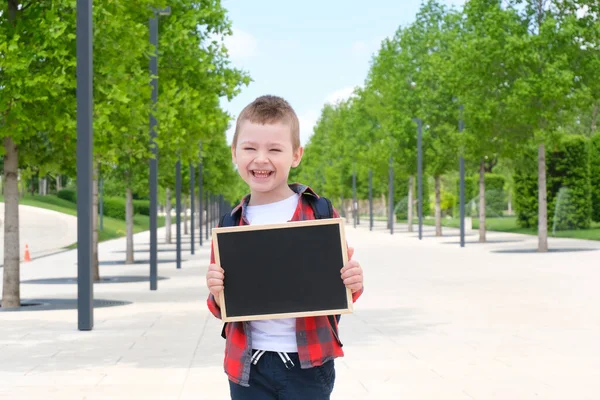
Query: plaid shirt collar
229 183 319 223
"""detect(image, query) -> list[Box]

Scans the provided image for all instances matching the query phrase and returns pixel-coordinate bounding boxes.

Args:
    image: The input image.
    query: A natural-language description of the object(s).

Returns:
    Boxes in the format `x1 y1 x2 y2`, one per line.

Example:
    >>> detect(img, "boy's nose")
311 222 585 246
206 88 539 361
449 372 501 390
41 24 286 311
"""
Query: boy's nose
253 151 269 163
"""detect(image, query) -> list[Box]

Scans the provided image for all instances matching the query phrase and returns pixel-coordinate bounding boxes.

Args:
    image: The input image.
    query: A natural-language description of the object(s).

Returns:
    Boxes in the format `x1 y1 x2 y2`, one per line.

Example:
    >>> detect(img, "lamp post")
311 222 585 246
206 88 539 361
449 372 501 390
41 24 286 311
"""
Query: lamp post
176 158 182 269
149 6 171 290
459 105 466 248
190 164 195 255
388 156 394 235
198 142 204 246
413 118 423 240
352 170 357 229
369 169 373 231
77 0 94 331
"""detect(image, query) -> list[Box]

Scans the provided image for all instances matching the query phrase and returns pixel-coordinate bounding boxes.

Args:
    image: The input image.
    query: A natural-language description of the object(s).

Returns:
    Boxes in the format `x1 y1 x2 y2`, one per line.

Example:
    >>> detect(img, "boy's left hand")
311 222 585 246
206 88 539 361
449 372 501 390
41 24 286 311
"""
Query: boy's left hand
341 247 363 293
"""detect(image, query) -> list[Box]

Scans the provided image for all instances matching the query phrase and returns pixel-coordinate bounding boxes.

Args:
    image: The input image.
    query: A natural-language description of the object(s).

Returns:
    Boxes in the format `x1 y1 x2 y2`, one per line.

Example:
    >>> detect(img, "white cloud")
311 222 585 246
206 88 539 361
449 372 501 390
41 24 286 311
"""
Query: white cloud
351 36 386 58
325 87 355 105
298 110 320 147
223 28 258 63
351 40 370 56
298 86 362 145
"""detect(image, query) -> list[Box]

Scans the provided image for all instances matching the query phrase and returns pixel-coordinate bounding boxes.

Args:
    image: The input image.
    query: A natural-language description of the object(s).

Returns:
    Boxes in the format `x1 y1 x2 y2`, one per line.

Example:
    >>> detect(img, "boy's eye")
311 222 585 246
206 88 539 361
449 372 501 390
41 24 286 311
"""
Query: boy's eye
243 147 255 151
270 149 282 152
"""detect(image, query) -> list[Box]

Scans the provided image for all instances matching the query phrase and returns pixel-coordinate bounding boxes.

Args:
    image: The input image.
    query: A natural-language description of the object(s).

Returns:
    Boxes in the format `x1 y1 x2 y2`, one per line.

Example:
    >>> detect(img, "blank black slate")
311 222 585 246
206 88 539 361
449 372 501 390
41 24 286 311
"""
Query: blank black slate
216 222 348 319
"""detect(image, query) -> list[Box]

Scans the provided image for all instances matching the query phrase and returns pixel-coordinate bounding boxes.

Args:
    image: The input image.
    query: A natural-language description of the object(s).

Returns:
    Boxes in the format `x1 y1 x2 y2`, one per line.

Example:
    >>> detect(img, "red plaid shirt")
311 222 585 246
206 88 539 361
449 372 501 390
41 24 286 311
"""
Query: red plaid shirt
207 184 363 387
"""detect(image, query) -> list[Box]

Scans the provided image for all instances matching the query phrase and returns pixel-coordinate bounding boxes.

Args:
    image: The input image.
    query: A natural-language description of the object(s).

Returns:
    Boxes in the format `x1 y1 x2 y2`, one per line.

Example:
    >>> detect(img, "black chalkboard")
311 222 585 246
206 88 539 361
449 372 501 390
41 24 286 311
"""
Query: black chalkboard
212 218 352 322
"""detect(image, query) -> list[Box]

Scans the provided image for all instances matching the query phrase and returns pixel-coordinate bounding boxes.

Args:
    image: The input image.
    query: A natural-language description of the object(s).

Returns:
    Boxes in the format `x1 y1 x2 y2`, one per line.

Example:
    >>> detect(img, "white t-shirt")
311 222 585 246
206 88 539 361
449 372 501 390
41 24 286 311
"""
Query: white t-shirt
245 193 300 353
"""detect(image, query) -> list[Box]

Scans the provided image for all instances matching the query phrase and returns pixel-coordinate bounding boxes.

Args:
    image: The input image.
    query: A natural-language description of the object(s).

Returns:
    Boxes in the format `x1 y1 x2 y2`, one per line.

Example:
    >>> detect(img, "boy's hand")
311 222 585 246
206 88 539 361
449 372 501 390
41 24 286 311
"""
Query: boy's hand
341 247 363 293
207 263 225 303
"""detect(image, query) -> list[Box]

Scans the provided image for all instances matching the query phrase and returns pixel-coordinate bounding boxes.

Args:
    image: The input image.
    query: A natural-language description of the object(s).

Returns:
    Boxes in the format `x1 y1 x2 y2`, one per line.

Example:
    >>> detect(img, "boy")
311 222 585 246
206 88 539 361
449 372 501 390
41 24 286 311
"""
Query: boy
206 95 364 399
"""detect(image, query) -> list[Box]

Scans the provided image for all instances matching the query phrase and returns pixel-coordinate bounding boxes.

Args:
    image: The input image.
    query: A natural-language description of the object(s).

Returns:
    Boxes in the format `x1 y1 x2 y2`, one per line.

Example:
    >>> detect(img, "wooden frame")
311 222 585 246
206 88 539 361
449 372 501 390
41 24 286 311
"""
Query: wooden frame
212 218 353 322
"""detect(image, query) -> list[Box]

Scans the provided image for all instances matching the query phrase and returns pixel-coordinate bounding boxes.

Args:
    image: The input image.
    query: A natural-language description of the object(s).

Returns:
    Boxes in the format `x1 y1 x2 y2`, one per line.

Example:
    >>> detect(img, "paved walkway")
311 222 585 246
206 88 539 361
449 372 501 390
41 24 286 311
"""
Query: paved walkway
0 204 78 263
1 221 600 399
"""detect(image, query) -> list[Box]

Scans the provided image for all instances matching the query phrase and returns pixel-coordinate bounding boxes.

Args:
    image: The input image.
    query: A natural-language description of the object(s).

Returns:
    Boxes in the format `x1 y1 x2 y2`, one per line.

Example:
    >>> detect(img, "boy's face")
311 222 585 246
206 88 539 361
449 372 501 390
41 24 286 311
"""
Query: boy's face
232 120 303 201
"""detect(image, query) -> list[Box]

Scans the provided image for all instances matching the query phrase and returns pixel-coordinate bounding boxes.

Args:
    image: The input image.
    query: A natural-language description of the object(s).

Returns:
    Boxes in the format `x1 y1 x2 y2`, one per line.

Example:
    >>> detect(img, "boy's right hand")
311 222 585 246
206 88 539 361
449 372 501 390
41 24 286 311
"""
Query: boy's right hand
207 263 225 303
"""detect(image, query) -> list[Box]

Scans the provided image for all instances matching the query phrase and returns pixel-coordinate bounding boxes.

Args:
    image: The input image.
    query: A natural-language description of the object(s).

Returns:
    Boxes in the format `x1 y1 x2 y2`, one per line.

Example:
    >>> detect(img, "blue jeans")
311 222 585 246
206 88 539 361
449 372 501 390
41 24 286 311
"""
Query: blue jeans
229 352 336 400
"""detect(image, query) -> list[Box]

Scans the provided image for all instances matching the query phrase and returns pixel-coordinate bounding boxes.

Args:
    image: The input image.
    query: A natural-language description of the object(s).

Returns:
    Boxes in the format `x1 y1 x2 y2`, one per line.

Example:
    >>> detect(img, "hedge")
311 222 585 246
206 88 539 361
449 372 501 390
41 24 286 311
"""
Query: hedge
455 173 505 217
56 189 150 219
515 136 592 230
591 134 600 222
57 189 77 203
513 150 538 228
103 197 151 220
393 174 430 220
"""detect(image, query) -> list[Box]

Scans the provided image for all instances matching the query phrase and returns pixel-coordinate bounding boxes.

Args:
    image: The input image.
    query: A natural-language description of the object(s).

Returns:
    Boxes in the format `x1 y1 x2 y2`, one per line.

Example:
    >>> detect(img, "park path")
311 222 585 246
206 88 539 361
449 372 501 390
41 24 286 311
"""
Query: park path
0 204 78 265
1 221 600 399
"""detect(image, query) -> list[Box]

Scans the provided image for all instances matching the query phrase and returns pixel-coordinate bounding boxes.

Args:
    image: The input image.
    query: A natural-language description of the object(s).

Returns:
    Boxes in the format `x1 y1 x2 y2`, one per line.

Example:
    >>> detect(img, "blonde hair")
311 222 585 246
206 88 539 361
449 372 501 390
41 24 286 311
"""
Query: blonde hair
233 95 300 150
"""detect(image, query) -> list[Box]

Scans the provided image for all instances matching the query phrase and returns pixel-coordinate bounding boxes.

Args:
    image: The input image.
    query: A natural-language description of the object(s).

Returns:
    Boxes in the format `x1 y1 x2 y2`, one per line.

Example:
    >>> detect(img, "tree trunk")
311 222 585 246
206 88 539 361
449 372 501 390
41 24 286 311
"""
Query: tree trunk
538 143 548 252
92 165 100 281
38 176 43 195
125 187 134 264
2 137 20 308
507 188 513 216
434 175 442 237
165 188 172 244
56 175 62 192
479 161 486 243
408 175 414 232
184 195 189 235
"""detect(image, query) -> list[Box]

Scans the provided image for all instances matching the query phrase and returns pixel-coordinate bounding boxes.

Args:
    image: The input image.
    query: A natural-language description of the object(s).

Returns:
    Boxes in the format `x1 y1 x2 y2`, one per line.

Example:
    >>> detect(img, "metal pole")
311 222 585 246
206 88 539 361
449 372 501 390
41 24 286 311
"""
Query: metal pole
389 156 394 235
416 118 423 240
190 164 195 255
99 177 103 231
352 171 357 229
77 0 94 331
149 15 159 290
198 161 203 246
176 159 182 269
459 105 466 248
369 169 373 231
205 191 210 241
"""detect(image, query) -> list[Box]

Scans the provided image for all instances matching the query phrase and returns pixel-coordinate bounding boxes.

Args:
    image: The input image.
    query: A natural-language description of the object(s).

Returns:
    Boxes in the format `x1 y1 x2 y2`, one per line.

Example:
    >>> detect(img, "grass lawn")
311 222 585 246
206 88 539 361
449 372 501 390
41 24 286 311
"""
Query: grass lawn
364 214 600 241
0 194 165 247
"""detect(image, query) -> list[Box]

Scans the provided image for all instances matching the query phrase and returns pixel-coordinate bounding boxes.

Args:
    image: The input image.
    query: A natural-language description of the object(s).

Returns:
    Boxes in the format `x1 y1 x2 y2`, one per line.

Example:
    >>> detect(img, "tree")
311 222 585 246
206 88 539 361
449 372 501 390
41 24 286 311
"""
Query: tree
503 0 579 251
1 1 77 307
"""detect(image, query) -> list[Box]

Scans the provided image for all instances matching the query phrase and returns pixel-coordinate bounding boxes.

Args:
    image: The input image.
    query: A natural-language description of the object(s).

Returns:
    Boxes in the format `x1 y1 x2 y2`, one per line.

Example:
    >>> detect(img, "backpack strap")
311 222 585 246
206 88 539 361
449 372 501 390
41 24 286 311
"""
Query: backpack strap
308 195 334 220
219 210 240 229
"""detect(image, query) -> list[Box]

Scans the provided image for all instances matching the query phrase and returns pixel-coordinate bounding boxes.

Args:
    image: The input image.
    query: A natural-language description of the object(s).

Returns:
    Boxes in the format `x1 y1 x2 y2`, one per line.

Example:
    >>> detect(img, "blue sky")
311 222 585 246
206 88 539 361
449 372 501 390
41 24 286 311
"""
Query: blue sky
219 0 466 146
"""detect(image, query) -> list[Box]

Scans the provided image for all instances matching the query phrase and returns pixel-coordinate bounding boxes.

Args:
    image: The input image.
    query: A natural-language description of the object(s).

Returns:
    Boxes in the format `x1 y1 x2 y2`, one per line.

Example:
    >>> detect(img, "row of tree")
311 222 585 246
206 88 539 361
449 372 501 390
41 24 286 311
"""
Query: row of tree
1 1 249 308
294 0 600 250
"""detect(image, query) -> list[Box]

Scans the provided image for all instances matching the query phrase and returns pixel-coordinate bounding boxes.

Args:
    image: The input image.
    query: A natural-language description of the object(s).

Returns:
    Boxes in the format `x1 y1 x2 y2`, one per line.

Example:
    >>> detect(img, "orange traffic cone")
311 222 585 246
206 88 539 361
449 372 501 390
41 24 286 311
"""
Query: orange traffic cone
24 244 31 262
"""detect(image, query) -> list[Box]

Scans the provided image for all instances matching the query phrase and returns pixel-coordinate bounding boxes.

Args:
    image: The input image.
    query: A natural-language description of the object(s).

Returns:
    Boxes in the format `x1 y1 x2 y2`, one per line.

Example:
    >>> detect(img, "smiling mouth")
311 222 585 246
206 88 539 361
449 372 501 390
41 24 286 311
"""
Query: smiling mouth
252 170 273 178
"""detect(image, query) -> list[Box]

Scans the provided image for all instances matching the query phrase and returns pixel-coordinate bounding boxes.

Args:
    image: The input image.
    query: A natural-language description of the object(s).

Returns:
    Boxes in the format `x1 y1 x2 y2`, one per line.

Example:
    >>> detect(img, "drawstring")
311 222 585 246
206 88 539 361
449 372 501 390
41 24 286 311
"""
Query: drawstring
277 352 295 369
251 350 295 369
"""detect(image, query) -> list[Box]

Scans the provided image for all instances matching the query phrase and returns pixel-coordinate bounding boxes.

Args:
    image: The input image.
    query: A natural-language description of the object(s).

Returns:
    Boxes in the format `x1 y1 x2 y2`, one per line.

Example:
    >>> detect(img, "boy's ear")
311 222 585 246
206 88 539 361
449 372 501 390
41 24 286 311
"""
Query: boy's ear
291 146 304 168
231 145 237 165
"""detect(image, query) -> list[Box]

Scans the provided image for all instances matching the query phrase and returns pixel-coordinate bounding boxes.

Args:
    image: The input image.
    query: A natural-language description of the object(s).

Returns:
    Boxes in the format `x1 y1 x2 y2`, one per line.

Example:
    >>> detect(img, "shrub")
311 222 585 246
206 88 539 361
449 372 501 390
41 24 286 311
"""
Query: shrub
547 135 592 230
455 173 505 217
590 134 600 222
102 197 126 220
57 189 77 203
133 200 150 216
515 136 592 230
